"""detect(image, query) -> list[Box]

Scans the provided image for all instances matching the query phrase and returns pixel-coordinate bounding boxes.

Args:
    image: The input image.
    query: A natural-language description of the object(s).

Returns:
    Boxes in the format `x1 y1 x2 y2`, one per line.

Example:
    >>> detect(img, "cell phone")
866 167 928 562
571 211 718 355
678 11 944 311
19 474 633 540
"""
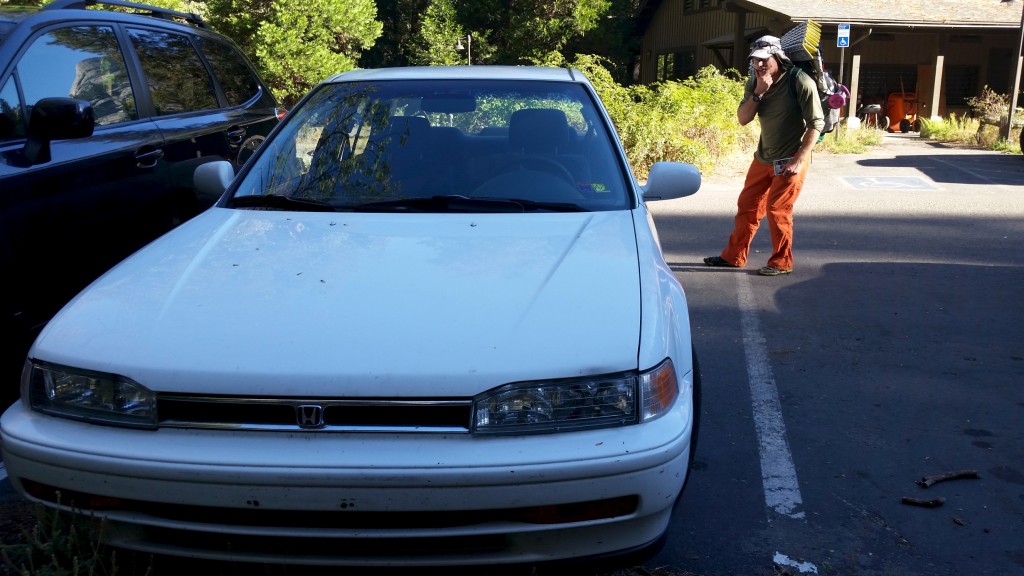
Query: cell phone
773 157 793 176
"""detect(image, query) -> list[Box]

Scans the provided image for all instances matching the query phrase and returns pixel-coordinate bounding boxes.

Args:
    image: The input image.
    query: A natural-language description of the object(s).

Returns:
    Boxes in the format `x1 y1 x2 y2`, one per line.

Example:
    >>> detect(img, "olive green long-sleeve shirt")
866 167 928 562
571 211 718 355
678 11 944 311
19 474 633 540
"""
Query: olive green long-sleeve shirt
742 68 824 163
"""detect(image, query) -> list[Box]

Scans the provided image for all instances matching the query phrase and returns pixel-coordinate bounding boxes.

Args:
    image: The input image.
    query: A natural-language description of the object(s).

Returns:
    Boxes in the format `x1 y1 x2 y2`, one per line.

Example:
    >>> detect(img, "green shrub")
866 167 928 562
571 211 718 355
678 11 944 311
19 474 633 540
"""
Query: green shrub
572 55 756 179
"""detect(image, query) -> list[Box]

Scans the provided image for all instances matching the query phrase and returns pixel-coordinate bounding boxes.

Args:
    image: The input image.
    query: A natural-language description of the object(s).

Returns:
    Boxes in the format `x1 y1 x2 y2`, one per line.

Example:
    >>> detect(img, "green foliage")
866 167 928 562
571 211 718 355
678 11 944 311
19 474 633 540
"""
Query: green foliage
815 124 884 153
0 505 143 576
359 0 432 68
204 0 382 106
573 56 756 178
920 114 1022 153
966 85 1010 124
919 114 979 143
564 0 643 84
413 0 477 65
414 0 611 67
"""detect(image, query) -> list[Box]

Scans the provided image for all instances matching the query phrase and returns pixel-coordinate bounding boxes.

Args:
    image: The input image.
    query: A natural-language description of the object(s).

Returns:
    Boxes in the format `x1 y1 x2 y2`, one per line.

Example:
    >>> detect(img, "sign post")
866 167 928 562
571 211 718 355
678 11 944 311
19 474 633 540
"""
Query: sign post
837 24 850 85
836 24 851 138
837 24 850 48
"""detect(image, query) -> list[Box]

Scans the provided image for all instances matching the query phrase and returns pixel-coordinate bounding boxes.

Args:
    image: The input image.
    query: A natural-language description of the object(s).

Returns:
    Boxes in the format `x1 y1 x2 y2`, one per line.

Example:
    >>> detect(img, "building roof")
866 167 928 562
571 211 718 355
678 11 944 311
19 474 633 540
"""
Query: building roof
636 0 1024 32
728 0 1024 29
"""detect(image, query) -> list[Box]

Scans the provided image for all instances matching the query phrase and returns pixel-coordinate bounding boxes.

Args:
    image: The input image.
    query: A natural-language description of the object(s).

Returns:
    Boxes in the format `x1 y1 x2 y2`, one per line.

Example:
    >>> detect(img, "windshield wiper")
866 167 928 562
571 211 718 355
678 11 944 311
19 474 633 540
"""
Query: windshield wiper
489 197 588 212
228 194 338 212
344 195 588 213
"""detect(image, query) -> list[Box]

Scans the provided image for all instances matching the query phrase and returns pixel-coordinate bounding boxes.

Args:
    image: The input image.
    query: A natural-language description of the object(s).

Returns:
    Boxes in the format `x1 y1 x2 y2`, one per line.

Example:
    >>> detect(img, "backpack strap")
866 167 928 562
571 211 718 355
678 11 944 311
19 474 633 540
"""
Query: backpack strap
788 67 803 100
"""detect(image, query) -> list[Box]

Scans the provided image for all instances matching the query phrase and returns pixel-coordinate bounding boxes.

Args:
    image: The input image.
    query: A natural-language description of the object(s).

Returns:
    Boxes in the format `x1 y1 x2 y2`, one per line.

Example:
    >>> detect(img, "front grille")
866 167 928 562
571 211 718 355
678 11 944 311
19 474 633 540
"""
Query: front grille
156 394 473 432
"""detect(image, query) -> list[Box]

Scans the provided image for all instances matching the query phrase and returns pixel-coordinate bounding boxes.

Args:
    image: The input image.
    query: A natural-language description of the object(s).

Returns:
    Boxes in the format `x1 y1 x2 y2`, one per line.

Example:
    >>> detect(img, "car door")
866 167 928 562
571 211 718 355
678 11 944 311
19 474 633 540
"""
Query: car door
194 35 282 167
124 27 278 209
0 23 169 363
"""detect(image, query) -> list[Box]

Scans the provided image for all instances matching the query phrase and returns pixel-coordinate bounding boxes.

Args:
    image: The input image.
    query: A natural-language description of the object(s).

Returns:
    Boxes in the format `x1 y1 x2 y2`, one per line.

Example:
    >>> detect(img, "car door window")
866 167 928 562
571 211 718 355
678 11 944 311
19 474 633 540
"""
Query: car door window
16 25 137 127
0 76 24 141
195 37 261 106
128 28 218 116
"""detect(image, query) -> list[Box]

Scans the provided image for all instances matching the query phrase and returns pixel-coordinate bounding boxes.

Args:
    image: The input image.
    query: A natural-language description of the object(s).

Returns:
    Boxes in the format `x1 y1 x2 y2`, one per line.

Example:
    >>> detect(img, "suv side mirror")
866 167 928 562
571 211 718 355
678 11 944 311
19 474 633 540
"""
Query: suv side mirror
22 98 95 165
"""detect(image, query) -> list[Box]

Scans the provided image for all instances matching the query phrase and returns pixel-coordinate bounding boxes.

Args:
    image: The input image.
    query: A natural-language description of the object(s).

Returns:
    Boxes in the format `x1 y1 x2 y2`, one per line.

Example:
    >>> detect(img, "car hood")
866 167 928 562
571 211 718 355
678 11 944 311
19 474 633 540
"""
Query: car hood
34 208 644 397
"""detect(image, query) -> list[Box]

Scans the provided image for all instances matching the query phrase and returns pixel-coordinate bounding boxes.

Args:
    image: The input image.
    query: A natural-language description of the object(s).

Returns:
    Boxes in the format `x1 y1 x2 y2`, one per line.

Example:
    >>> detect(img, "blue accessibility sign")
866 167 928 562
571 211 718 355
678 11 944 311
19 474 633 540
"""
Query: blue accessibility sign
837 24 850 48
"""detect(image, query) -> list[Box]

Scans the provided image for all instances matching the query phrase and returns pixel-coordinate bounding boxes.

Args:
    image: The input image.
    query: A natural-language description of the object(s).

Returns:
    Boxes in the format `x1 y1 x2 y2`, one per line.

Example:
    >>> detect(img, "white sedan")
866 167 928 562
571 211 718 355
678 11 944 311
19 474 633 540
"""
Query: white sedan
1 65 702 568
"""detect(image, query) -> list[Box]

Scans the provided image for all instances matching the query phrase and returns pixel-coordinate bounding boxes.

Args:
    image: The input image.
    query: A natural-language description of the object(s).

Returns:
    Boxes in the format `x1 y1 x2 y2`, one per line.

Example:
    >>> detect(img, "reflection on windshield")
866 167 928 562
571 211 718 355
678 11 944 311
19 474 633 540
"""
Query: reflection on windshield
234 79 631 212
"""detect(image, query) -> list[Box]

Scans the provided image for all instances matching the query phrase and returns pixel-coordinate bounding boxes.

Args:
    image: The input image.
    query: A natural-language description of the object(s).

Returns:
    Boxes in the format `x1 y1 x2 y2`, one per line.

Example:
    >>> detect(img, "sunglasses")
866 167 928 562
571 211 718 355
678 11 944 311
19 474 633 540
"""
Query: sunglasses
751 41 780 51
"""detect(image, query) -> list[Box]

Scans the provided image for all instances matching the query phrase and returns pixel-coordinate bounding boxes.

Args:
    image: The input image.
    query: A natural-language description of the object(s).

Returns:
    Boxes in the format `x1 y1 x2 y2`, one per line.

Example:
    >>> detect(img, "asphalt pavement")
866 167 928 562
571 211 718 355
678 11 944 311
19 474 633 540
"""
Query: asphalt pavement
703 130 1024 199
646 132 1024 576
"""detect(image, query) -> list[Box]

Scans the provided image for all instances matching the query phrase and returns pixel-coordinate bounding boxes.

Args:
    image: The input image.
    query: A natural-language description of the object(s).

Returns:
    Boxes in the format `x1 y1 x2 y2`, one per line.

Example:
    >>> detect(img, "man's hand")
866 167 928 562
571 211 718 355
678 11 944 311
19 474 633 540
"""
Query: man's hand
780 128 821 176
754 68 773 95
780 156 804 176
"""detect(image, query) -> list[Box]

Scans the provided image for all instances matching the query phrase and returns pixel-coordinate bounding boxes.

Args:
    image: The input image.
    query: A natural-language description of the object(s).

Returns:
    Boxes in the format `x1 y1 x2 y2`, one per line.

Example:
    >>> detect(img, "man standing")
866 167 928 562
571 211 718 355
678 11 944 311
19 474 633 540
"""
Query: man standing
703 35 824 276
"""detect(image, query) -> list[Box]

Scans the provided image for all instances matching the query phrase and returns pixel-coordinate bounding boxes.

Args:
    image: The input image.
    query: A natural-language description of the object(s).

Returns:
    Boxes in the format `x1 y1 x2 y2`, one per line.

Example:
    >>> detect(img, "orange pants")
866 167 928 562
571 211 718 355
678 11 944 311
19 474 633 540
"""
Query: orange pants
719 155 810 271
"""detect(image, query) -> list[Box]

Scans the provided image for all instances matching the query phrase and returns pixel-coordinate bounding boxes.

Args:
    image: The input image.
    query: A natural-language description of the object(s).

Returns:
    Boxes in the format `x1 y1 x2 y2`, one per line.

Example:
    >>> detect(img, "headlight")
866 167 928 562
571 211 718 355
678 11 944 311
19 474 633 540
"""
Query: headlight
27 361 157 429
473 359 679 435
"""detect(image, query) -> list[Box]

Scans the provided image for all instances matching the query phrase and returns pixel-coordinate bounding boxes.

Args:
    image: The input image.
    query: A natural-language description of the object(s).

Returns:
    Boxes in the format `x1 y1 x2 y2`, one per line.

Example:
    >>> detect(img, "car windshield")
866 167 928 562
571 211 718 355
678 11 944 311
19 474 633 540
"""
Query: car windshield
231 79 633 212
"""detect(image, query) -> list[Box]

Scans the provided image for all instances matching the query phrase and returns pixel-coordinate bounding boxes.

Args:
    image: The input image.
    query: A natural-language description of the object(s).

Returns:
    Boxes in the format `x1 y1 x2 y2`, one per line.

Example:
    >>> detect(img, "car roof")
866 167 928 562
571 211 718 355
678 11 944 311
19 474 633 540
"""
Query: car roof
324 66 589 85
0 0 206 30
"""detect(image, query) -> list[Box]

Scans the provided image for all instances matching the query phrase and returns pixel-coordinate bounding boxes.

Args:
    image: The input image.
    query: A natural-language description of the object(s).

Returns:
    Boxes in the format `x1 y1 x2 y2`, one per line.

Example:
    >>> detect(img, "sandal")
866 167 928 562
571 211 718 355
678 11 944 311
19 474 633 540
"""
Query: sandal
757 266 792 276
703 256 738 268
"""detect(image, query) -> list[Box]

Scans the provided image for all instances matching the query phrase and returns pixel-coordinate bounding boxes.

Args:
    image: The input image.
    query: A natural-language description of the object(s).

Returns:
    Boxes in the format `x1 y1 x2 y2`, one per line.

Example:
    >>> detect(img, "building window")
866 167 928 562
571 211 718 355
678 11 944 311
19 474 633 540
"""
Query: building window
657 49 697 82
683 0 717 12
945 65 979 107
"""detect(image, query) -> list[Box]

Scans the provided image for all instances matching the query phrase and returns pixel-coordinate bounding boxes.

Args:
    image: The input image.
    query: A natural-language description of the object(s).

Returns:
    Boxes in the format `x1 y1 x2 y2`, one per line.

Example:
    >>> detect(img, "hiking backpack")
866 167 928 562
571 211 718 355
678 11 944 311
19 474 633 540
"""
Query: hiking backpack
788 53 848 134
781 21 850 134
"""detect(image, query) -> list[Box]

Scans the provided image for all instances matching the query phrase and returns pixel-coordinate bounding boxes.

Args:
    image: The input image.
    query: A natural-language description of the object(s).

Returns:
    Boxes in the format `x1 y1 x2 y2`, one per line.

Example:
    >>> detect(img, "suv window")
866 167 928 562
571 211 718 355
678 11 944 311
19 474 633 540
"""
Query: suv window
0 76 24 140
18 25 137 126
195 37 261 106
127 27 218 115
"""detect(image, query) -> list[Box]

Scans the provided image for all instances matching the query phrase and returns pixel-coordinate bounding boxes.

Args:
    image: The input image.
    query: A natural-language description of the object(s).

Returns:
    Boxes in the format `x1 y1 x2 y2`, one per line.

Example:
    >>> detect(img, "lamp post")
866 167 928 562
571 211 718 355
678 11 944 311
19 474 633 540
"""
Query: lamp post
1002 0 1023 141
455 34 472 66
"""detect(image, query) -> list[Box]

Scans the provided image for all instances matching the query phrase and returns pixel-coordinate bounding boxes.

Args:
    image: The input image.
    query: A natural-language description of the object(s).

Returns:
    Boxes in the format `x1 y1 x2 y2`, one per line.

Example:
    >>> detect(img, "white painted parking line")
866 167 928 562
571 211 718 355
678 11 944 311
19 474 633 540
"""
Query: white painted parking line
737 276 819 574
775 551 819 574
737 274 805 520
842 176 936 190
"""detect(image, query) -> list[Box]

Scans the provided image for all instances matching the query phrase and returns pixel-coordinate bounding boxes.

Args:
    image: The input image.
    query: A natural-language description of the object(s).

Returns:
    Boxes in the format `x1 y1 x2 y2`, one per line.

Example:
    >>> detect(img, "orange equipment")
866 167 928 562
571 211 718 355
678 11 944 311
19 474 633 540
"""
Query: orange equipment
887 76 919 132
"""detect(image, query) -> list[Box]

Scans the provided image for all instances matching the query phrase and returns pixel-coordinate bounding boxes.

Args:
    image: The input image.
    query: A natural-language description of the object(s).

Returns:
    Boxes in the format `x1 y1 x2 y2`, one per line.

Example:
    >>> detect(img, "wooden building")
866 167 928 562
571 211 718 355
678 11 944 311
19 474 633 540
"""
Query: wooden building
638 0 1024 122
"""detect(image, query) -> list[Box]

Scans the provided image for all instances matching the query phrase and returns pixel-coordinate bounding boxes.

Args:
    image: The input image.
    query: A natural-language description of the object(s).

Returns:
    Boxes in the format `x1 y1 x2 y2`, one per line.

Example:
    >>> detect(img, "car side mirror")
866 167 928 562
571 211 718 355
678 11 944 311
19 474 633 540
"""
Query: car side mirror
21 98 95 165
641 161 701 201
194 160 235 199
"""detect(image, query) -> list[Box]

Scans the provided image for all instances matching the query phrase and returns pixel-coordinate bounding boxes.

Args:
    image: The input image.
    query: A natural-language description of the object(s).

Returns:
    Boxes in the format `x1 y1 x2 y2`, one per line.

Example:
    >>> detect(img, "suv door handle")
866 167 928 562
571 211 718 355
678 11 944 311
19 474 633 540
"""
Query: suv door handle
225 126 246 145
135 147 165 169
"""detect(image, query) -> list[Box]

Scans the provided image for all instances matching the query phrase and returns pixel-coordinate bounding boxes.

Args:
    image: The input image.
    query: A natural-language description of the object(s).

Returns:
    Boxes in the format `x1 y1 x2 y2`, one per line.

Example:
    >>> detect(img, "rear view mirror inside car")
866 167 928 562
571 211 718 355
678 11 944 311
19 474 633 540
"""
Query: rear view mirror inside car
421 93 477 113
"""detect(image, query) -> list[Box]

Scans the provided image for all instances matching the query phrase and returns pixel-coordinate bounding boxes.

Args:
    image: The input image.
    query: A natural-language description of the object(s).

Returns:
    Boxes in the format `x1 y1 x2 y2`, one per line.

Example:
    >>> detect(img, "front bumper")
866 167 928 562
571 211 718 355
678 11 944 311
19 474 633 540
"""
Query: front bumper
1 397 693 565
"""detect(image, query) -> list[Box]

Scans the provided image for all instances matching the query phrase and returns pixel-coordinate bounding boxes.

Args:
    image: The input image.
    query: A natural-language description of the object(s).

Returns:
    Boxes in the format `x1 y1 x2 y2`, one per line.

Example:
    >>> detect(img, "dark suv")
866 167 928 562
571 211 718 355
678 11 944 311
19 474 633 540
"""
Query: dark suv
0 0 282 400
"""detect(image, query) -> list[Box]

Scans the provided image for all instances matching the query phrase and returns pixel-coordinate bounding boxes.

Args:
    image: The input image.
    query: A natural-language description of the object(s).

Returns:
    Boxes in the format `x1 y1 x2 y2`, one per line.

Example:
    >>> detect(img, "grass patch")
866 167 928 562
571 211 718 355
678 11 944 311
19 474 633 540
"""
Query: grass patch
919 114 1022 154
815 124 885 154
0 502 152 576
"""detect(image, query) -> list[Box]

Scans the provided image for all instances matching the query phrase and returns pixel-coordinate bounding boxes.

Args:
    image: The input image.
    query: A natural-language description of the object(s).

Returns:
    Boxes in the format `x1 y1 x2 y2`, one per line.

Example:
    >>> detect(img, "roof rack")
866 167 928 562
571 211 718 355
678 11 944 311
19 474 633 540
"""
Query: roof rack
42 0 207 28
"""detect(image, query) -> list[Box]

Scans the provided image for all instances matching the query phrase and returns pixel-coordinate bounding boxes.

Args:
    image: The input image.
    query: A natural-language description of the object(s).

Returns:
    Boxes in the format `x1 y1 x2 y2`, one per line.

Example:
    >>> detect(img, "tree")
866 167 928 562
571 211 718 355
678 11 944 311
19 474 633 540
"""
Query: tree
565 0 643 83
203 0 382 105
414 0 612 67
359 0 432 68
414 0 462 65
491 0 611 64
